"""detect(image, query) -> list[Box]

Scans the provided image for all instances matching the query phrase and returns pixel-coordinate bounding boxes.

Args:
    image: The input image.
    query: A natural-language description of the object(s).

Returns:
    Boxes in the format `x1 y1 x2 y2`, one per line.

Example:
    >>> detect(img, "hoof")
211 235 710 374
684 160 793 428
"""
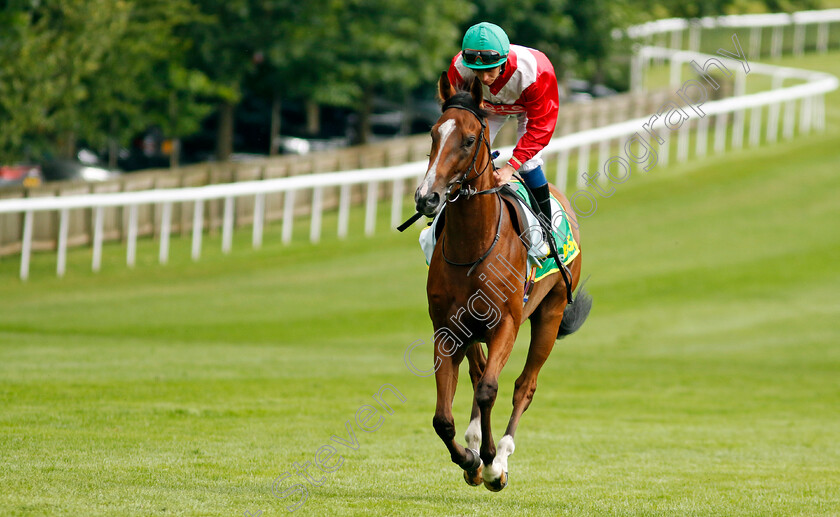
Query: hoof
483 470 508 492
463 463 483 487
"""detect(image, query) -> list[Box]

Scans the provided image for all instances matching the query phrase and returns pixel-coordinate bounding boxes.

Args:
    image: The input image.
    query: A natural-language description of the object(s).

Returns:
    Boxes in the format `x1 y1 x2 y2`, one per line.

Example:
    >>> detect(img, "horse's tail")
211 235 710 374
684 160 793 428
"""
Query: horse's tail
557 285 592 339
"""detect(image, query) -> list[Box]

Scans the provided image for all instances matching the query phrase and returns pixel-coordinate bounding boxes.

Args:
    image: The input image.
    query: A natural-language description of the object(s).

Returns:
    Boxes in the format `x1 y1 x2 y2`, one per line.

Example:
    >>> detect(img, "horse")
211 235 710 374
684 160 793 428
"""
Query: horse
412 72 592 491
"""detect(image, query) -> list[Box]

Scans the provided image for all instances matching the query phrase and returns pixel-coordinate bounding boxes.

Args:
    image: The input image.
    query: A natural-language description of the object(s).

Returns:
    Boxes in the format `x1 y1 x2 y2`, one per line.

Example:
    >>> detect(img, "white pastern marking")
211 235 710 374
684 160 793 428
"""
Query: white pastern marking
418 119 456 197
483 434 515 482
464 417 482 451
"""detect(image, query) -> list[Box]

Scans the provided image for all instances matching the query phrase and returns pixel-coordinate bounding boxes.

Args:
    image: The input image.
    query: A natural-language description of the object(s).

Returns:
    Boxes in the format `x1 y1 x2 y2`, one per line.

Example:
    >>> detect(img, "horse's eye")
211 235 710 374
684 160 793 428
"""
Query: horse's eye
463 136 476 147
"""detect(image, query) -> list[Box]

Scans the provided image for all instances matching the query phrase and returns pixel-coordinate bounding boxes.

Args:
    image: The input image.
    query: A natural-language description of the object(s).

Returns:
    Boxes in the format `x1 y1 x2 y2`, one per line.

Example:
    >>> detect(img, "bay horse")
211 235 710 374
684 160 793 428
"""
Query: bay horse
413 73 591 491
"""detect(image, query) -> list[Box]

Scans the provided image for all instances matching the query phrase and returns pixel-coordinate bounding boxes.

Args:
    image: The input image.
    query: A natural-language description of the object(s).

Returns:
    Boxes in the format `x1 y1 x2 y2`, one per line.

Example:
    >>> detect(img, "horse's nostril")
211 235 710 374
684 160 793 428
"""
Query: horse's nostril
416 192 441 215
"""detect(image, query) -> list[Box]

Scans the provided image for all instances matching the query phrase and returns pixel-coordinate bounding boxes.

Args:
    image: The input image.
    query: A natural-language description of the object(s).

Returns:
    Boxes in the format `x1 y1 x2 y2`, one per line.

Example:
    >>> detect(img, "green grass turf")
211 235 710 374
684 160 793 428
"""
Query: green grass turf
1 52 840 516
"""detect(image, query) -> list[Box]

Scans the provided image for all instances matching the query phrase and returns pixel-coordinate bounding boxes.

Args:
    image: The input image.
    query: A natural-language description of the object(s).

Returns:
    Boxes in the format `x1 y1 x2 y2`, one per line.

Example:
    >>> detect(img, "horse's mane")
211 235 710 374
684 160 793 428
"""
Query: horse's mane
441 91 488 119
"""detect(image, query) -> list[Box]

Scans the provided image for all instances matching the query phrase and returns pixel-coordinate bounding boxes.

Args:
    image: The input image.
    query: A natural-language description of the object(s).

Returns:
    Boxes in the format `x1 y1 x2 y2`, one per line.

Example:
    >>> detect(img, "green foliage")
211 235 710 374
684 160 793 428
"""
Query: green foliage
81 0 218 148
638 0 822 19
0 1 127 160
181 0 254 101
257 0 473 111
338 0 472 96
0 10 53 161
249 0 474 143
246 0 353 107
644 0 738 18
0 0 218 163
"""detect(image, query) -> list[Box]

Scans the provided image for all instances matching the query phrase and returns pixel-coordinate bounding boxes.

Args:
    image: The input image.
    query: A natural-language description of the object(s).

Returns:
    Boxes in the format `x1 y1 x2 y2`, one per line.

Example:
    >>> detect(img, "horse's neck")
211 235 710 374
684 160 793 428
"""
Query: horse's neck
443 155 499 261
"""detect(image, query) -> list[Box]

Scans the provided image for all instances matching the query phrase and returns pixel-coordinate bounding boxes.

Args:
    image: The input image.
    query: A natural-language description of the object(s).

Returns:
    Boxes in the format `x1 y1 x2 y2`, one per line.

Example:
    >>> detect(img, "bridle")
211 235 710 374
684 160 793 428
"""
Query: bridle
394 99 499 234
438 102 504 276
441 104 502 203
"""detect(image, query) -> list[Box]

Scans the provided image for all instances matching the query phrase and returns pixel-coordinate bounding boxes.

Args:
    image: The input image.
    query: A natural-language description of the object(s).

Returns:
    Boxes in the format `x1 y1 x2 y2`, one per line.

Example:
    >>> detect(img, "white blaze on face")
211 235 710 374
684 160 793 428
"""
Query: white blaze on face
418 118 456 197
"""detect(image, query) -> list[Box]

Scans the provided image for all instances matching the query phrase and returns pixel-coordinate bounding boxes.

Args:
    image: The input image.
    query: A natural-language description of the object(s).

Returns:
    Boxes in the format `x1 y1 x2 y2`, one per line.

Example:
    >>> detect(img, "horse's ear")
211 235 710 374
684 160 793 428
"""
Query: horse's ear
438 71 455 103
469 77 484 108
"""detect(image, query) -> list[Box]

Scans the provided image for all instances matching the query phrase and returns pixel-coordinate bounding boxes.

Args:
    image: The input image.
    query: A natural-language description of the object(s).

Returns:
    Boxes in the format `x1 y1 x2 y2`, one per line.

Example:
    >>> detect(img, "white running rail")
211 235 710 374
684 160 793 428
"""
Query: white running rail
618 9 840 59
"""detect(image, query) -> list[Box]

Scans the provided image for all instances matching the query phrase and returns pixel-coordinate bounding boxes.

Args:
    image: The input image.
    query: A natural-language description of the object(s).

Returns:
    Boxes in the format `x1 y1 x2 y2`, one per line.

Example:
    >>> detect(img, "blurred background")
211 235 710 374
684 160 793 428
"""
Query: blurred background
0 0 826 183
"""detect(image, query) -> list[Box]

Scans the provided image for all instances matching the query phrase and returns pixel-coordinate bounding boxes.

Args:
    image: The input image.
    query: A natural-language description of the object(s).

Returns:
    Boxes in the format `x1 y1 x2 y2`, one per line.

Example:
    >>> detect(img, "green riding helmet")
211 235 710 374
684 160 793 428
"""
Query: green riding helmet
461 22 510 69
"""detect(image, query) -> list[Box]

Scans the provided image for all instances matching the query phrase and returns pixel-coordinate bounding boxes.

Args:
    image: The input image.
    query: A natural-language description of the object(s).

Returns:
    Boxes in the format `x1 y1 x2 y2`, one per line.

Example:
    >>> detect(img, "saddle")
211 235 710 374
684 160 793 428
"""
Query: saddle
421 180 579 282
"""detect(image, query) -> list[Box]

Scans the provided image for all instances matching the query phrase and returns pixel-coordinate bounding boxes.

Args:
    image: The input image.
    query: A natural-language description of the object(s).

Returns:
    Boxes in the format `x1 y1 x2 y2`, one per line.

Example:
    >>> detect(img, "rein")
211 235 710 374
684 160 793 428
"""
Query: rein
440 194 503 276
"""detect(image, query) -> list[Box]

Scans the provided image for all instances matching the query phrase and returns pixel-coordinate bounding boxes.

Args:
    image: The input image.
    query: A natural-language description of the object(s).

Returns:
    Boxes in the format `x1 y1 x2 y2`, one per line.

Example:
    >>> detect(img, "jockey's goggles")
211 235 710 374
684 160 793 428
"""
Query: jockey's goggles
461 49 505 66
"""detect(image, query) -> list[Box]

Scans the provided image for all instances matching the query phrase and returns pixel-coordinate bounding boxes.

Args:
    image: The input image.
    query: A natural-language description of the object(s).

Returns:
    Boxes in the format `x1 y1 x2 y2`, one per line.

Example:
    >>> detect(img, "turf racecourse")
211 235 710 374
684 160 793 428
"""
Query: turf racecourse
2 54 840 516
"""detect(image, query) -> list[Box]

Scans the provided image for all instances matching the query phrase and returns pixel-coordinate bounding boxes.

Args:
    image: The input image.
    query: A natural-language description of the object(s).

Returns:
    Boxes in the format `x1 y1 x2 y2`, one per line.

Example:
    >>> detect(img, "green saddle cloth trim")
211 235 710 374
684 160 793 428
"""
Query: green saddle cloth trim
508 179 580 282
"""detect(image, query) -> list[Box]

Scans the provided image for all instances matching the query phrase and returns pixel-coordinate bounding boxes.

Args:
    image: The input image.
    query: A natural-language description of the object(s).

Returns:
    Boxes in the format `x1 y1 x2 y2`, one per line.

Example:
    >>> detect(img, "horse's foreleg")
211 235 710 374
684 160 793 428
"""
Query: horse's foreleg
465 342 486 447
432 347 479 474
478 318 518 491
462 343 487 486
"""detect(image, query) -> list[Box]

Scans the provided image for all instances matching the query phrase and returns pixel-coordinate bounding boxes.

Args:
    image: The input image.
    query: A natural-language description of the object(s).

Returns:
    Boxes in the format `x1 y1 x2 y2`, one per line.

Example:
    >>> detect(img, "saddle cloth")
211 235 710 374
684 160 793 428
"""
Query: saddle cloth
419 179 580 282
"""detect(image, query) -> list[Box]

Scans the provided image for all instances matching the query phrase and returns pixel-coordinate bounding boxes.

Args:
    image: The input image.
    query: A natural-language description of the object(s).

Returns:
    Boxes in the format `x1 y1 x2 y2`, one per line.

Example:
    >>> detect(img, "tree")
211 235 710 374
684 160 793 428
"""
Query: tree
328 0 474 144
0 0 218 166
562 0 631 85
245 0 351 154
243 0 473 149
181 0 259 161
0 9 56 162
0 1 130 162
79 0 217 168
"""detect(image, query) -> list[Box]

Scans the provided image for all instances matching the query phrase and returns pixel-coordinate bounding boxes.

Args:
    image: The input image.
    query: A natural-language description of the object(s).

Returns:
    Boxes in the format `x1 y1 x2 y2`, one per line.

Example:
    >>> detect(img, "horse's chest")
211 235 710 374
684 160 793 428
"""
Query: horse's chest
427 276 512 335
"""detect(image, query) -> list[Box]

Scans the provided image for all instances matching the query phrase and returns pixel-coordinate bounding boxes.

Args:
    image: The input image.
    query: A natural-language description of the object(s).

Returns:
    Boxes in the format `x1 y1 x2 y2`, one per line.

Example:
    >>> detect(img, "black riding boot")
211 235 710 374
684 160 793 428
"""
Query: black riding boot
530 183 553 253
532 184 553 227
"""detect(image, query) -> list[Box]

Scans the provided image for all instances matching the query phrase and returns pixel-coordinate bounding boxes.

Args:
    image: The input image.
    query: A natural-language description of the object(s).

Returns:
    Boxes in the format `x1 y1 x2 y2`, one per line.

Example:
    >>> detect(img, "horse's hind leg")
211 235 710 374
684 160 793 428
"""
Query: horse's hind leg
492 298 566 485
462 343 487 486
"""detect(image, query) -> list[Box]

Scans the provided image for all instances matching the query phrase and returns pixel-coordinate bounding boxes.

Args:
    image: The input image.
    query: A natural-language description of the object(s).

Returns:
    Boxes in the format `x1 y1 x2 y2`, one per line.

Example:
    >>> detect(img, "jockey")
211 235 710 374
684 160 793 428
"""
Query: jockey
447 22 560 226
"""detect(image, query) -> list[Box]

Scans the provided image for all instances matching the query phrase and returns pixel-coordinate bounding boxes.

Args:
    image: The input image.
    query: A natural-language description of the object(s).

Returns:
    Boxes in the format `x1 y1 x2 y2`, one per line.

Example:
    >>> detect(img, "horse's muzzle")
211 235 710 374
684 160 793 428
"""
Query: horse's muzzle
415 191 441 217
